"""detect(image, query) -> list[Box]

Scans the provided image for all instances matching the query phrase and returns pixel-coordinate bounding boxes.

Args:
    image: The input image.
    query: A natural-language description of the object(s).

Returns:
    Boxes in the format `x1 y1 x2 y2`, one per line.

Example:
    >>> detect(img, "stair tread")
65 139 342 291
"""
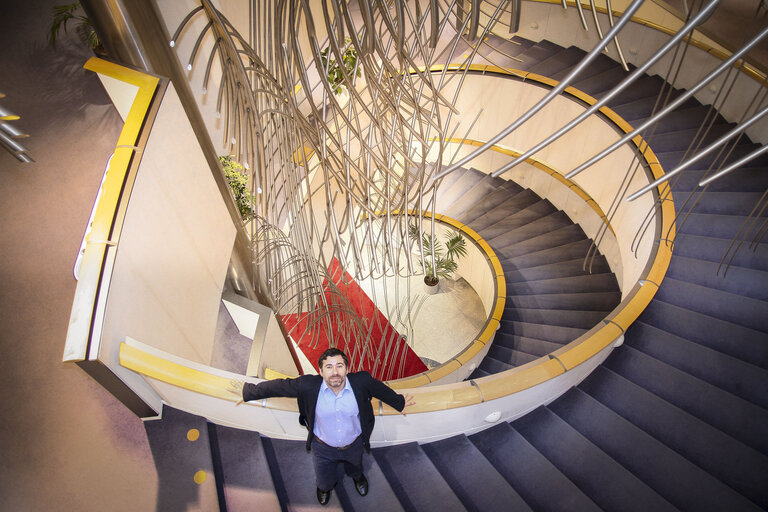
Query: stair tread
513 407 677 512
640 299 768 368
457 181 525 222
502 307 608 330
628 321 768 412
211 425 281 512
506 272 619 295
499 320 587 344
487 345 541 366
671 233 768 272
373 442 467 512
470 422 601 512
494 332 566 356
496 225 588 259
422 435 533 512
606 342 768 456
550 388 763 511
666 255 768 301
580 366 768 509
504 257 612 282
504 290 620 311
654 277 768 333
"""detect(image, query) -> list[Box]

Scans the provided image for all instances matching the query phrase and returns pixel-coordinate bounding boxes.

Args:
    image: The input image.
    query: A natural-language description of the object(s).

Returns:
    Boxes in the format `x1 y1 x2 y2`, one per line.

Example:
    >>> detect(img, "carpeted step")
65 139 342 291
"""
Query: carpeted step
553 52 621 83
208 425 281 512
502 307 608 329
499 320 587 344
527 46 584 77
506 273 619 295
671 233 768 272
467 189 541 230
470 422 601 512
436 167 487 211
435 166 470 193
421 435 534 512
607 340 768 455
493 332 566 356
487 211 573 247
372 442 467 512
442 172 506 218
504 290 620 311
674 212 767 239
334 451 406 512
580 366 768 509
457 180 525 222
512 407 676 512
143 407 220 512
550 388 762 512
675 191 768 216
478 200 558 239
642 123 735 153
500 238 594 270
627 321 768 412
514 40 563 70
261 437 343 509
603 75 671 108
478 354 517 374
484 34 536 59
671 166 768 192
571 66 629 97
653 277 768 333
497 224 588 259
640 299 768 369
504 257 612 283
468 366 491 379
656 142 767 171
487 344 540 367
635 104 723 134
665 255 768 300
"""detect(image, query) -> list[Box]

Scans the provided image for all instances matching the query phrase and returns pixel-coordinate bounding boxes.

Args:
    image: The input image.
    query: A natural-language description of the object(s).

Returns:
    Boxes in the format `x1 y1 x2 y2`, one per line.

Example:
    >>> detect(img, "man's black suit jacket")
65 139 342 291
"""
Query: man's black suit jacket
242 372 406 451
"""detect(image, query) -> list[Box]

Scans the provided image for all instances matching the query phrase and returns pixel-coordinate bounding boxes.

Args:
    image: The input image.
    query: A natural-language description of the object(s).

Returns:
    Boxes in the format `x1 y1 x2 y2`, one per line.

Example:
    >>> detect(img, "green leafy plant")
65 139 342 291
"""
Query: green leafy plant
320 38 361 95
48 2 103 53
220 156 254 220
409 224 468 286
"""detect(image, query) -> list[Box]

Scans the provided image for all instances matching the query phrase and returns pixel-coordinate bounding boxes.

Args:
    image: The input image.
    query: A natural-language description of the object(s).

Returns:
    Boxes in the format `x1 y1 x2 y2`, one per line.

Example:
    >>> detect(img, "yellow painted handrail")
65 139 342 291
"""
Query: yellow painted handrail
63 58 160 362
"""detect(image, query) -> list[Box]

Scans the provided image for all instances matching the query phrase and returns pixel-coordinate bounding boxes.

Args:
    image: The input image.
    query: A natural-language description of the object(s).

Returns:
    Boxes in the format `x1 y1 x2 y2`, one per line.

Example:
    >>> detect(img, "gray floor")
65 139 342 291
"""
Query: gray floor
0 2 158 510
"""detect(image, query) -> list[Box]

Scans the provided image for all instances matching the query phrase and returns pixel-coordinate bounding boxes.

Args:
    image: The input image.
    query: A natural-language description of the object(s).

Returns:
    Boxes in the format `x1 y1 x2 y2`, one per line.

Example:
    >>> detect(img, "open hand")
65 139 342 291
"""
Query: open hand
226 379 245 405
401 393 416 415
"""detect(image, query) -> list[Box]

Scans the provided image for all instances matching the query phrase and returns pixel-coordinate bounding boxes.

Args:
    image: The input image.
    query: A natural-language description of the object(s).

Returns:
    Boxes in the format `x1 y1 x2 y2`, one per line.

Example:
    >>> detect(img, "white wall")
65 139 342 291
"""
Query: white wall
99 84 236 377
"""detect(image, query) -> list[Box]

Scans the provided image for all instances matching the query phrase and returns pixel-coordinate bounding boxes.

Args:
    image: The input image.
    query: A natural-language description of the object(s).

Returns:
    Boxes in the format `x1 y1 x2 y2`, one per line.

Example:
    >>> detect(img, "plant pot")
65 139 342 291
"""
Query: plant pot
424 276 439 294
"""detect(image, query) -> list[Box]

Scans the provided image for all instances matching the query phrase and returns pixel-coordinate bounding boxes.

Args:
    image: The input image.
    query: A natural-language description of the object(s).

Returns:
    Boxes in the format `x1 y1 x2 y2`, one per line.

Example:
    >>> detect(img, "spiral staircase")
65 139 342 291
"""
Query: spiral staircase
142 34 768 511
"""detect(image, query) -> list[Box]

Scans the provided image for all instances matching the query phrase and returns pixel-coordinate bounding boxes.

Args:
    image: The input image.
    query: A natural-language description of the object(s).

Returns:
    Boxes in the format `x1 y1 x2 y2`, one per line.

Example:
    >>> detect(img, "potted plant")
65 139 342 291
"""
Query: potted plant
48 2 105 55
409 224 468 293
320 37 361 95
220 156 255 220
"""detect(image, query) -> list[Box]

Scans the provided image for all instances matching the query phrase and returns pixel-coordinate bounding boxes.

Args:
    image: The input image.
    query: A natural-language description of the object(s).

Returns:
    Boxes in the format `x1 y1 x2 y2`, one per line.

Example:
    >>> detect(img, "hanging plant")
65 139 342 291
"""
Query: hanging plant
220 156 255 220
48 2 104 54
320 37 361 95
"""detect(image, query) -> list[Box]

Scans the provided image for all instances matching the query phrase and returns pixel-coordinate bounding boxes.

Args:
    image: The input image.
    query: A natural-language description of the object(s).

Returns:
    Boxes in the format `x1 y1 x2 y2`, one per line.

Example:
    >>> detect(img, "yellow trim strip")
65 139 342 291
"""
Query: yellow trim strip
64 58 159 362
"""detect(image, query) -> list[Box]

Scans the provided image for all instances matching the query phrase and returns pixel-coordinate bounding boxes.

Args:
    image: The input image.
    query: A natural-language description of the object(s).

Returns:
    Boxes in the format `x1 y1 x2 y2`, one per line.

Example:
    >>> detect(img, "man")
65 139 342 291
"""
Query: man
237 348 415 505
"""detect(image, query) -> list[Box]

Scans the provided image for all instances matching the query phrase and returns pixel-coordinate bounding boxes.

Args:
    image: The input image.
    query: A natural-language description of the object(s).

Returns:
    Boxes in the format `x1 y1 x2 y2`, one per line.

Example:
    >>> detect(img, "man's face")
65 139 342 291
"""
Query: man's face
319 355 348 392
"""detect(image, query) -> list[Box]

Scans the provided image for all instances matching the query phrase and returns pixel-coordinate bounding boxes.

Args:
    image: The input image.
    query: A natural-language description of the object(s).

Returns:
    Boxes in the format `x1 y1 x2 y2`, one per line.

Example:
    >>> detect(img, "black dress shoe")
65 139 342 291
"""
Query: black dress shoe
317 487 331 505
353 474 369 496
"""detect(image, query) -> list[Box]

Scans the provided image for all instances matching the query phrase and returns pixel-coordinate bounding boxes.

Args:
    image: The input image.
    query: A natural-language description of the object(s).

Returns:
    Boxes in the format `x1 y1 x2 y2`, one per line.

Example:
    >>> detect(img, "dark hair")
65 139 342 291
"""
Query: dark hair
318 348 349 369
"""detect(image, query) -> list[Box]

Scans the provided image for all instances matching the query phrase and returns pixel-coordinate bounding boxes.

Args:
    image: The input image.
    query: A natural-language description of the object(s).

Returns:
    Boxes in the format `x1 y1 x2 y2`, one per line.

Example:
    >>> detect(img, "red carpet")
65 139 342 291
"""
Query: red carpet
281 259 427 380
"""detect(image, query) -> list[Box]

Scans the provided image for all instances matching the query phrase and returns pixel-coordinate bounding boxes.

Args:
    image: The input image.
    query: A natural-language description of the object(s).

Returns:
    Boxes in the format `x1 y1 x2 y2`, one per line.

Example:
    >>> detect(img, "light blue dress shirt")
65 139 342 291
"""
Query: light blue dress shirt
313 377 362 447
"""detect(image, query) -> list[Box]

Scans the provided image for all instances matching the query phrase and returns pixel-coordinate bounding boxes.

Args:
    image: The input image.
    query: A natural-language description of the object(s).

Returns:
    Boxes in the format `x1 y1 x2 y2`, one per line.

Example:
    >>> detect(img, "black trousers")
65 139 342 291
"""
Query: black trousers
311 436 364 491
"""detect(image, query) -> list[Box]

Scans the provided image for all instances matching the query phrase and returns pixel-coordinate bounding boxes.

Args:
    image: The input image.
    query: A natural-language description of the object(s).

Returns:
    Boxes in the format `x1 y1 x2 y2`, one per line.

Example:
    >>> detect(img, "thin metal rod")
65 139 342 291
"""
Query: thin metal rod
699 144 768 186
565 23 768 180
433 0 644 180
627 103 768 200
490 0 719 178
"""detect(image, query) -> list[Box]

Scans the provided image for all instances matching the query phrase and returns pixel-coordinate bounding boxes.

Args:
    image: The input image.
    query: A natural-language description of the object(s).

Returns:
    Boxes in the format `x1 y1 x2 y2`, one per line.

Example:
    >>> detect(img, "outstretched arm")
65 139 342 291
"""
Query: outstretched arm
225 377 303 404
